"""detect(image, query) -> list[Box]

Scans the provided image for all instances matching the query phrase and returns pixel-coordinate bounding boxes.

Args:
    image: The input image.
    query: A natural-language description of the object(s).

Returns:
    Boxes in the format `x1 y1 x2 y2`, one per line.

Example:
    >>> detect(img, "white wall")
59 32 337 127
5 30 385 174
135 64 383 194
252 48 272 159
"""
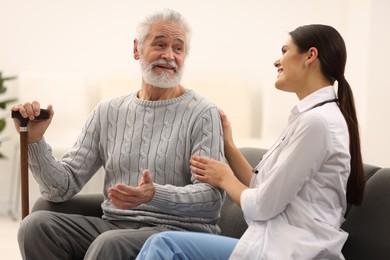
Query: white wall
0 0 389 215
364 0 390 166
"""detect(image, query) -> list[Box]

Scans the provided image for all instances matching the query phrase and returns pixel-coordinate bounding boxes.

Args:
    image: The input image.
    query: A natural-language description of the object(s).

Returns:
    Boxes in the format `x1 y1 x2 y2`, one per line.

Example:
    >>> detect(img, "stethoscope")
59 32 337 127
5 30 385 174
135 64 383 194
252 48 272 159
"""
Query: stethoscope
252 98 339 174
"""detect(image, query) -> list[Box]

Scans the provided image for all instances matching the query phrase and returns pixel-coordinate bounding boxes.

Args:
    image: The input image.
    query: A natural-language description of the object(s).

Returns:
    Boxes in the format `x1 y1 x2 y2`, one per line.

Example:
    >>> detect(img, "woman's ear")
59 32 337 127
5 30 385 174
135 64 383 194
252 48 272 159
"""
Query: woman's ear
305 47 318 65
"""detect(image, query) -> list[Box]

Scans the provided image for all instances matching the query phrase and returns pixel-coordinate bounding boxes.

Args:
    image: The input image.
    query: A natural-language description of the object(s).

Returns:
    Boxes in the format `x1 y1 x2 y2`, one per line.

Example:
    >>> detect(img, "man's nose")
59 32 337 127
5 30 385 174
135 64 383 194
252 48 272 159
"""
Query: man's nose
162 48 175 61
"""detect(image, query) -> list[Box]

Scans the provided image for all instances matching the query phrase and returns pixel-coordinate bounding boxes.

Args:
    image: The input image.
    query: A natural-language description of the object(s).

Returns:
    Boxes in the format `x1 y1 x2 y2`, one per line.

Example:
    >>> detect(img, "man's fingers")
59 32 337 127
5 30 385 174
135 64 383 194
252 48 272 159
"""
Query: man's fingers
141 170 153 184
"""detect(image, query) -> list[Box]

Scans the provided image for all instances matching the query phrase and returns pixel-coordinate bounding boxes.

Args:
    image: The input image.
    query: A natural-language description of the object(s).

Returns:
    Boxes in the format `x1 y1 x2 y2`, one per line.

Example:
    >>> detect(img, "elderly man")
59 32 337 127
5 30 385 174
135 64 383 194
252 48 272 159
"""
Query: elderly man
13 9 225 259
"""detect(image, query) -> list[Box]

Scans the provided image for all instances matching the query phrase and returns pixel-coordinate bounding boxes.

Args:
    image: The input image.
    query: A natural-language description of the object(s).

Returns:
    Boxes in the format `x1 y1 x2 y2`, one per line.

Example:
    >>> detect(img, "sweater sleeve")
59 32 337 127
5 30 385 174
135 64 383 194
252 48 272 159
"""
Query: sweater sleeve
28 107 103 202
147 105 226 219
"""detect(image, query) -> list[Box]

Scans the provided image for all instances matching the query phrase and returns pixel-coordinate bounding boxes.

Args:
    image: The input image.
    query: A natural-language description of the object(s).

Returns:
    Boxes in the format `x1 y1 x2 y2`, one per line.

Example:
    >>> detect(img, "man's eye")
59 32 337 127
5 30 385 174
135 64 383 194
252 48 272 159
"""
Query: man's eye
155 43 164 49
175 47 183 53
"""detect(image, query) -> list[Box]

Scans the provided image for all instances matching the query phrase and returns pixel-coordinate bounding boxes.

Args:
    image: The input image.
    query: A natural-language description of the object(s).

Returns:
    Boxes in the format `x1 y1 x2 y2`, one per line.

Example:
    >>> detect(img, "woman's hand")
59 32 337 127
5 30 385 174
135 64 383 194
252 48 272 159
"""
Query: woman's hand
219 109 234 147
190 155 234 189
190 154 248 206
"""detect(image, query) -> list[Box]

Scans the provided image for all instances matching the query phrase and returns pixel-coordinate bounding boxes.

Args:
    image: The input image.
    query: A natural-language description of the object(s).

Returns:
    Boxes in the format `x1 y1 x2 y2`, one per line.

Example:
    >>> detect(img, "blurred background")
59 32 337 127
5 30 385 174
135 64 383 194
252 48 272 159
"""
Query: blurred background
0 0 389 219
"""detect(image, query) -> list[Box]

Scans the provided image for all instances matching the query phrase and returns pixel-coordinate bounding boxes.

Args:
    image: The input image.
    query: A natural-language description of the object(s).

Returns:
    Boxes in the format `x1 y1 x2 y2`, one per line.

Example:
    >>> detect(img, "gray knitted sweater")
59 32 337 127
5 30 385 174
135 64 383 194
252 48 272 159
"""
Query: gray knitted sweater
28 89 225 233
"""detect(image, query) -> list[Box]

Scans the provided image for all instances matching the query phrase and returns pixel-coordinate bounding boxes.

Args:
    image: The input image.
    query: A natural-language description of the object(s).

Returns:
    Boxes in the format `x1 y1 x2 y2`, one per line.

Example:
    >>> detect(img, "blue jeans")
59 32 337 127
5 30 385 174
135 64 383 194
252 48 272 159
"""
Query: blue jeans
136 231 239 260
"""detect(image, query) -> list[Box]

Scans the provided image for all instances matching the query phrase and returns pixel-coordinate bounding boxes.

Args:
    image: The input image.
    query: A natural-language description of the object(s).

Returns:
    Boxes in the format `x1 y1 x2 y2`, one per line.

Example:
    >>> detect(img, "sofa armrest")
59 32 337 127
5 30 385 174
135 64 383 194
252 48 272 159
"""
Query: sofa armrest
31 193 104 217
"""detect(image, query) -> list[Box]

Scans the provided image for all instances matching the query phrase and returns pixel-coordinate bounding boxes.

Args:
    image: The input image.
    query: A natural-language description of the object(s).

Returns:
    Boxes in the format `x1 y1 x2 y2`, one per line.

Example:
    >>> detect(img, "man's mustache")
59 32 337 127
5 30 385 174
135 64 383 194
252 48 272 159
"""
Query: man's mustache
150 59 179 72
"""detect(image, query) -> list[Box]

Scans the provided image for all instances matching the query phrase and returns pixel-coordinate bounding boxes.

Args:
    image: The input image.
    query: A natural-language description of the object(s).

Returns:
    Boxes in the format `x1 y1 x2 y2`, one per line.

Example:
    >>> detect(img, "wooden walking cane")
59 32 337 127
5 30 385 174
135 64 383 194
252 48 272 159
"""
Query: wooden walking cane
11 109 50 219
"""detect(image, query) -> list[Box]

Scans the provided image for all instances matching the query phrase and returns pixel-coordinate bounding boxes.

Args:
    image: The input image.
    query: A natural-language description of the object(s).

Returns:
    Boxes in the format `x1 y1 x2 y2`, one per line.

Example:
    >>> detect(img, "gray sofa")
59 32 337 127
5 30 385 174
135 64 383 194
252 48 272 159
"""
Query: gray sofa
31 147 390 259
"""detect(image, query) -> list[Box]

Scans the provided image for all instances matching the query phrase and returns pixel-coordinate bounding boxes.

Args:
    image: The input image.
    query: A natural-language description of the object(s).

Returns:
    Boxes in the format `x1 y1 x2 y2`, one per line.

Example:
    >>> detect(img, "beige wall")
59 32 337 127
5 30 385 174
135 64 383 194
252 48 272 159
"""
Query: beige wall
0 0 389 214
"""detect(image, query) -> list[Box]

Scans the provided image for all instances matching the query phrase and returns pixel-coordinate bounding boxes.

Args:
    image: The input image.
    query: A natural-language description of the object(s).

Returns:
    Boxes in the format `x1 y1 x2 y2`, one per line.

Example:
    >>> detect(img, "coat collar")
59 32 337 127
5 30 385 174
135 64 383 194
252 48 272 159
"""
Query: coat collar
291 85 337 117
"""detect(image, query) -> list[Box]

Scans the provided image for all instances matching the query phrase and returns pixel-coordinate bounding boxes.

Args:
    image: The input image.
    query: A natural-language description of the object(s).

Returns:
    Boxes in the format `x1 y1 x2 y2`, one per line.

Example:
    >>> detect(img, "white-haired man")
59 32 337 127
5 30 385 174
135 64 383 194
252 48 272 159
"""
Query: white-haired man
13 9 225 259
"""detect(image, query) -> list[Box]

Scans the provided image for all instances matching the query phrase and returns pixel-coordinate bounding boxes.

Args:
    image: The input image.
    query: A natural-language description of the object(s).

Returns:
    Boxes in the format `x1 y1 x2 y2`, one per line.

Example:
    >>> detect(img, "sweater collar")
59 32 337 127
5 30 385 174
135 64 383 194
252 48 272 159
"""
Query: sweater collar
133 89 193 107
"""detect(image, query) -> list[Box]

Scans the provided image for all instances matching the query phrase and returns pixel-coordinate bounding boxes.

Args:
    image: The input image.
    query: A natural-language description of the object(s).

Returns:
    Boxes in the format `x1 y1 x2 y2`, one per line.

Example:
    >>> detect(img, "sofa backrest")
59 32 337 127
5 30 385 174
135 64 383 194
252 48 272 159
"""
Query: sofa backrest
341 167 390 260
218 147 266 238
219 147 390 260
344 163 381 216
32 146 390 259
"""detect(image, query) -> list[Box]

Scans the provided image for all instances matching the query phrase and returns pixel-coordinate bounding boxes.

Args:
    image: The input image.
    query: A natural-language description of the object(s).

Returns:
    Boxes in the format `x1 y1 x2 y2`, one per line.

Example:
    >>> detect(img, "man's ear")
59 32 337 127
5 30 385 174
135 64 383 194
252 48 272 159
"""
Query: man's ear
133 39 140 60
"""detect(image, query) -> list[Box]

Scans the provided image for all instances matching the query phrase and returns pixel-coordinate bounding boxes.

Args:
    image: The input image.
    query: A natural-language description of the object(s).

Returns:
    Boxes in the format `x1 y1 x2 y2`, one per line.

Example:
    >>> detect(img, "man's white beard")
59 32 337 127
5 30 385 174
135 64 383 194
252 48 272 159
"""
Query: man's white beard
140 57 183 89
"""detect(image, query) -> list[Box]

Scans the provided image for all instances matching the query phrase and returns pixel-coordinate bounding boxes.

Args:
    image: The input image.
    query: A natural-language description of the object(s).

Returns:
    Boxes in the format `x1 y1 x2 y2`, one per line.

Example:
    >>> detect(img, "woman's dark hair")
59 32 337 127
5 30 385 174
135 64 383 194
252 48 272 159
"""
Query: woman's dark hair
290 24 365 206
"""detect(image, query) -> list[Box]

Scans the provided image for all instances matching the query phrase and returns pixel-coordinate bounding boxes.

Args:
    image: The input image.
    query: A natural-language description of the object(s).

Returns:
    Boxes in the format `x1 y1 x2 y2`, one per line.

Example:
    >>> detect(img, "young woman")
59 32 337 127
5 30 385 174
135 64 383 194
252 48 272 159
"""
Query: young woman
135 24 365 260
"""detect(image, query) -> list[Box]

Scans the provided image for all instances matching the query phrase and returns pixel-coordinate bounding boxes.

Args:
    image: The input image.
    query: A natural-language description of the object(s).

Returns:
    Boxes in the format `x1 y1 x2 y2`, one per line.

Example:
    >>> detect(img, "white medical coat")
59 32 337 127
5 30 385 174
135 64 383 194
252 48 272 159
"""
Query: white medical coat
230 86 349 260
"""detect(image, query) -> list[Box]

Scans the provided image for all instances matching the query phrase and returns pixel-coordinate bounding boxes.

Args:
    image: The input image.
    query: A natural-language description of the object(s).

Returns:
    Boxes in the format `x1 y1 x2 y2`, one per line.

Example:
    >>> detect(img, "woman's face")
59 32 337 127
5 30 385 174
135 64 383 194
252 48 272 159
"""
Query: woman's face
273 36 308 94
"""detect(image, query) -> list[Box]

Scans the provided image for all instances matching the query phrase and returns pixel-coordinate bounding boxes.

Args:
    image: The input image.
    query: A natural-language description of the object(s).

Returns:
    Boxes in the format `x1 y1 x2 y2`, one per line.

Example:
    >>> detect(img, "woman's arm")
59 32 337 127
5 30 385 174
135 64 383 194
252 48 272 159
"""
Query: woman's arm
190 110 261 207
219 110 253 186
